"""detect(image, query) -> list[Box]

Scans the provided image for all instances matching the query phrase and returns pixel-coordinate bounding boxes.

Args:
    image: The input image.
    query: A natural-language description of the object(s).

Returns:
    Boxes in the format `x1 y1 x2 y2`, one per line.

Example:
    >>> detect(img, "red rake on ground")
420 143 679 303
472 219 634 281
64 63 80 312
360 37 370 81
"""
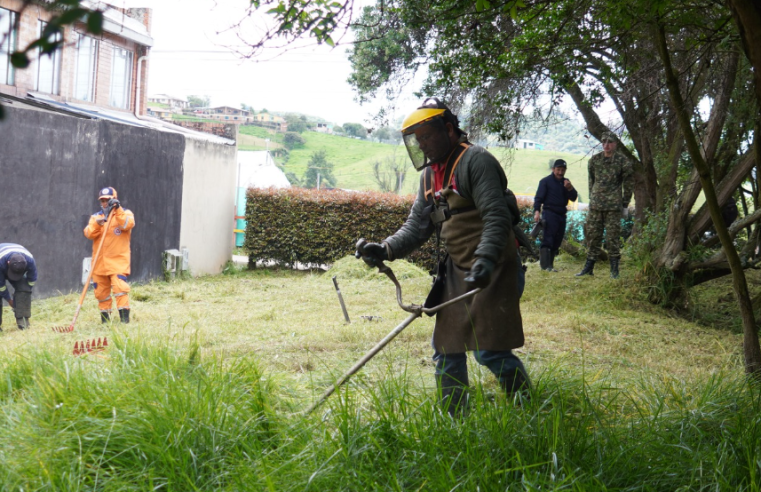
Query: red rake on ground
72 337 108 356
52 207 116 333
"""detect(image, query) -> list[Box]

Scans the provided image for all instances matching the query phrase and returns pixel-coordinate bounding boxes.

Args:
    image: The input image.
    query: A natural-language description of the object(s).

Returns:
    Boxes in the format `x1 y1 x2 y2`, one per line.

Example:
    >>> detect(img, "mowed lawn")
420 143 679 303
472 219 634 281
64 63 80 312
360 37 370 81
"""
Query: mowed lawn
4 253 756 489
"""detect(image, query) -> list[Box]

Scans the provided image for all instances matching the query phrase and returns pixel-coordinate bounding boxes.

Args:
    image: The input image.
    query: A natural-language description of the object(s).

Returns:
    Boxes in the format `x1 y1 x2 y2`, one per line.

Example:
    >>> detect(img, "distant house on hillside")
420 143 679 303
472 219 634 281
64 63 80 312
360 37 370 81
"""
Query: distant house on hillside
315 122 332 133
196 106 251 123
148 94 188 111
515 139 544 150
249 112 288 132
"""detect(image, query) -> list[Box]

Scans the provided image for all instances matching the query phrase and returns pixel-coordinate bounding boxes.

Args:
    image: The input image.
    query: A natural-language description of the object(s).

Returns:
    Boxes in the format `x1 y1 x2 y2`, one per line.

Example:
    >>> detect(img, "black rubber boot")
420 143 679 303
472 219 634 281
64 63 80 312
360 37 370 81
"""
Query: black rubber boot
119 308 130 324
539 248 551 271
16 317 29 330
610 257 620 279
547 250 558 272
437 371 469 418
499 367 531 401
575 259 596 277
101 311 110 324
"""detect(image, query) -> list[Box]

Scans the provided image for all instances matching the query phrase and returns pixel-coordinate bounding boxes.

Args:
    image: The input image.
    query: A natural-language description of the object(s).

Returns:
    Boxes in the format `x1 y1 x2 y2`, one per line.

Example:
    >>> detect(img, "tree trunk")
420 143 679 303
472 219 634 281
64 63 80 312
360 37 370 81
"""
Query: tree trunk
727 0 761 105
656 23 761 377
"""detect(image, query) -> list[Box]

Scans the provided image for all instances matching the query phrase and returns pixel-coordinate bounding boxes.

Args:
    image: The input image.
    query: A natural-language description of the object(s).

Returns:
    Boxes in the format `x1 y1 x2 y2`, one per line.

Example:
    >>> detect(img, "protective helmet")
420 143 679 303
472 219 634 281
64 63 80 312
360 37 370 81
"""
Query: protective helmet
98 187 117 200
400 98 457 171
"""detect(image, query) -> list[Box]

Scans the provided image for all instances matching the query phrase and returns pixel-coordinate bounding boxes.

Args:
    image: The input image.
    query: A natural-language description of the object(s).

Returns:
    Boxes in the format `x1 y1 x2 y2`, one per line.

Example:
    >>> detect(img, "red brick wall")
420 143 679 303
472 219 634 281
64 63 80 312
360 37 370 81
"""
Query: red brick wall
0 0 151 114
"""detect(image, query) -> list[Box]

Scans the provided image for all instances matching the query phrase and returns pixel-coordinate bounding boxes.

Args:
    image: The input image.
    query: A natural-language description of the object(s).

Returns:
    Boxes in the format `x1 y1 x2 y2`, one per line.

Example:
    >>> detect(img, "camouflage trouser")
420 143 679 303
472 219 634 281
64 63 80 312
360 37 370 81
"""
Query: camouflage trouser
586 209 622 260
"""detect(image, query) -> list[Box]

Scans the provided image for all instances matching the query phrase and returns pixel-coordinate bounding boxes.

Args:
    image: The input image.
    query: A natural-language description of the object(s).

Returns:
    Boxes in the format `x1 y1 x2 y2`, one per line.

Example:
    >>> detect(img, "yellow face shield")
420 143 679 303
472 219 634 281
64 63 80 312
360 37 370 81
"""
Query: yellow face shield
401 108 448 171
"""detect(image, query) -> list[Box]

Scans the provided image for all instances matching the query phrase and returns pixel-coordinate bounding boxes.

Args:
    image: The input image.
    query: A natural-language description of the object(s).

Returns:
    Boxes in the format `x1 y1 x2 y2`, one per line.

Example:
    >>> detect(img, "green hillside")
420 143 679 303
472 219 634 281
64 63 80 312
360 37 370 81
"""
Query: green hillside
239 126 590 201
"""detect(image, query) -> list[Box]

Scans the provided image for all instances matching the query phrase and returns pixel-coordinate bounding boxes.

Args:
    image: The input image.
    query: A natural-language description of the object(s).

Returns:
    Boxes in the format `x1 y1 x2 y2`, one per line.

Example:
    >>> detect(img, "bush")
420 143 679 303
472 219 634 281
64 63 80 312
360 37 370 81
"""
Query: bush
283 132 305 150
245 189 540 272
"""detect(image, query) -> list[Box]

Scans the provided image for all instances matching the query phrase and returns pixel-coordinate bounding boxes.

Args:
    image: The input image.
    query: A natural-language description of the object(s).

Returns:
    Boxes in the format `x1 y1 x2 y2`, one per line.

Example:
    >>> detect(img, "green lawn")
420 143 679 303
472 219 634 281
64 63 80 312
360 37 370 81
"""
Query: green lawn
239 128 592 200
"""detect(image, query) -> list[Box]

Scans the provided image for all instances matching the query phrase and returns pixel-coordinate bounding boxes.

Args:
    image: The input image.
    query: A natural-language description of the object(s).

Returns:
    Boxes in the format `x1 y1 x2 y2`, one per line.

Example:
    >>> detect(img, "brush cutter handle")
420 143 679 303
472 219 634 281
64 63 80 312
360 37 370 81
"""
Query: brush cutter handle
356 238 480 314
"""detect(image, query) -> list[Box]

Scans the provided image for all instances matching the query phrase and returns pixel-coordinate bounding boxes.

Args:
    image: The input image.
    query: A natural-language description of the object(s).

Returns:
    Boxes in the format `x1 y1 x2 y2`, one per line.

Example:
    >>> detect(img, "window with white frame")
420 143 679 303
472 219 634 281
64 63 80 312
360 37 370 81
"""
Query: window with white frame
35 20 62 94
74 33 98 101
109 47 133 109
0 8 17 86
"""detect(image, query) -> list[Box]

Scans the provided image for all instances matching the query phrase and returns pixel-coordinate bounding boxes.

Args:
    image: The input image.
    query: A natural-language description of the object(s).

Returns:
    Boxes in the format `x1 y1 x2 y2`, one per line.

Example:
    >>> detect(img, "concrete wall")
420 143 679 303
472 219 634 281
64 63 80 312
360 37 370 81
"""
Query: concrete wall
0 105 184 298
179 138 237 275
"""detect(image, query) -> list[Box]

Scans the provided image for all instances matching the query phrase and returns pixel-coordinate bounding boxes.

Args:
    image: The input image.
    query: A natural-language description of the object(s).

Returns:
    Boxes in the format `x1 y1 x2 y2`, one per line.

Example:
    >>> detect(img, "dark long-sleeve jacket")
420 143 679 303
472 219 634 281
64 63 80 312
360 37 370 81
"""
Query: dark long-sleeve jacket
383 145 511 265
0 243 37 302
533 174 578 214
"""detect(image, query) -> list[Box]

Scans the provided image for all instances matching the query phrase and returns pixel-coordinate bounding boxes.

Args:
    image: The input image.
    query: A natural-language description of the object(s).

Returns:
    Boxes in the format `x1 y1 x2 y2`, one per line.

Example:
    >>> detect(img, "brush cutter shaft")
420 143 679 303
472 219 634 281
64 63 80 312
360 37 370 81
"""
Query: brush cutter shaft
304 240 482 414
305 310 420 415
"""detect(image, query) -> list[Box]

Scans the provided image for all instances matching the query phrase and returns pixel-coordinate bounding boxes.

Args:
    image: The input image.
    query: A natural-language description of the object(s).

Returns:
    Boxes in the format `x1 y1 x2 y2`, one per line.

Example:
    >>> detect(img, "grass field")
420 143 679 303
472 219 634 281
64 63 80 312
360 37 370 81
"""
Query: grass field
0 255 758 489
238 127 593 199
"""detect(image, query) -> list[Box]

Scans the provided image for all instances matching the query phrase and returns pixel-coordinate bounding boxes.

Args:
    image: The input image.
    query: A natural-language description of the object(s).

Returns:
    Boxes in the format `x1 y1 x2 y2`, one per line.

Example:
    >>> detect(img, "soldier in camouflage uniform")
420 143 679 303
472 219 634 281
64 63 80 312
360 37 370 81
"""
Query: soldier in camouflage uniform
576 132 633 279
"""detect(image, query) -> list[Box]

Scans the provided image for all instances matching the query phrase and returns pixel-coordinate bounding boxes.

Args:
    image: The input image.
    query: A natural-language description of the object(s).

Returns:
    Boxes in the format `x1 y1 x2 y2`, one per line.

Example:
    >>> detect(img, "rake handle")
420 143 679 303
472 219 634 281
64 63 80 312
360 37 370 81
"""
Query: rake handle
67 208 116 331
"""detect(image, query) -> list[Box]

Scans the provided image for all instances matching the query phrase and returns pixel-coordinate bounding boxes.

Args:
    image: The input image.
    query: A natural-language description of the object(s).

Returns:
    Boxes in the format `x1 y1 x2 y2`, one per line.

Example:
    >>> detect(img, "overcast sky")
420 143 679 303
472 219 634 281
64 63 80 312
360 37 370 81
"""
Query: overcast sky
131 0 413 126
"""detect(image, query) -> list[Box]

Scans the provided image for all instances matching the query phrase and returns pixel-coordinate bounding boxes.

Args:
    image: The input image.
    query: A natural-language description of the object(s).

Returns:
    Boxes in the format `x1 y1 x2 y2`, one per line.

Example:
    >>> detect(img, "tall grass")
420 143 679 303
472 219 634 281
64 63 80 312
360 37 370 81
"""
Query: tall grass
0 261 758 490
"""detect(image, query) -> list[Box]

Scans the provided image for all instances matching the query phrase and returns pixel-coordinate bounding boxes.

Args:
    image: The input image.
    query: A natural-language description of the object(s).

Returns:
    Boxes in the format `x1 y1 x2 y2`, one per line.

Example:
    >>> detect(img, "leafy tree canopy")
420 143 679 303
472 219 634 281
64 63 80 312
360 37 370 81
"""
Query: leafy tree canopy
303 150 337 188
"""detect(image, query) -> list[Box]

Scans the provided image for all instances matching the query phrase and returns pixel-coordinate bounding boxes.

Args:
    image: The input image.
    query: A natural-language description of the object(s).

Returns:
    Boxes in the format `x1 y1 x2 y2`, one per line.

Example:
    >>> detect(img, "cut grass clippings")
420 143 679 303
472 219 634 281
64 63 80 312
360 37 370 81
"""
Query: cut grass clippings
0 255 758 490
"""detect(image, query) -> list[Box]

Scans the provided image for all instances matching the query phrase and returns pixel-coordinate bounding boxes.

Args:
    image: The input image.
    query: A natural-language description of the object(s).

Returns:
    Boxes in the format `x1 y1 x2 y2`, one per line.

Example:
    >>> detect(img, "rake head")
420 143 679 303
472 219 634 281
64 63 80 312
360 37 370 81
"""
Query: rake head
52 324 75 333
73 337 108 356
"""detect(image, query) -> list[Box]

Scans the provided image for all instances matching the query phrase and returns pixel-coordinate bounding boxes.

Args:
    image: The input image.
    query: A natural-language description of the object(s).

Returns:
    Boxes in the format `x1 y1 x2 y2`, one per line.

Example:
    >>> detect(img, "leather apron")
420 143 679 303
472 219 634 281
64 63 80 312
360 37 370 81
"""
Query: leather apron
433 188 524 354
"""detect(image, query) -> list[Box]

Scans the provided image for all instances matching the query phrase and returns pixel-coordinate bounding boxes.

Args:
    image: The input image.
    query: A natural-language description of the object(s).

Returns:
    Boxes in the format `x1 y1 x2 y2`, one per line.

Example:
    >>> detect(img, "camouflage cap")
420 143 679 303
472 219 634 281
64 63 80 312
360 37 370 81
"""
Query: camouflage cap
601 131 617 142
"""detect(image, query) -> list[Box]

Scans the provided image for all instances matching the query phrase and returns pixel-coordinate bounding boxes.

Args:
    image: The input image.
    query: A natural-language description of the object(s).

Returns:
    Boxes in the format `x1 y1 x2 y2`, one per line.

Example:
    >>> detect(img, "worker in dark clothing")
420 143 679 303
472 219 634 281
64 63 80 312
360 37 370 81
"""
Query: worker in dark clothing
357 98 529 416
0 243 38 331
533 159 578 271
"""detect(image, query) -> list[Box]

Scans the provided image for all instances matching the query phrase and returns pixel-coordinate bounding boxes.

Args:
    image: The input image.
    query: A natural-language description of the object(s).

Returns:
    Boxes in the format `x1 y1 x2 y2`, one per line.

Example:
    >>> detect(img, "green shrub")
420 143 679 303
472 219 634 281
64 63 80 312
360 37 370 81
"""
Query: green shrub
245 188 538 272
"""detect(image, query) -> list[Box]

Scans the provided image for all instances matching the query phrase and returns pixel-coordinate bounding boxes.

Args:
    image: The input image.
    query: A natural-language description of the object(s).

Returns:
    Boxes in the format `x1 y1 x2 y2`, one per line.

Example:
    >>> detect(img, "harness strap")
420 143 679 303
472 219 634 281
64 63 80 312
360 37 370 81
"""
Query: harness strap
442 143 471 190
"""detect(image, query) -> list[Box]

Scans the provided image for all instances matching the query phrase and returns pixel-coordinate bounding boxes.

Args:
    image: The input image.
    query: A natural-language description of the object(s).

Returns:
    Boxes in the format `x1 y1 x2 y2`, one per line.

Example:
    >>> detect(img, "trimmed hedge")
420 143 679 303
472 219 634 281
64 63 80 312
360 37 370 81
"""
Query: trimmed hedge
244 187 540 272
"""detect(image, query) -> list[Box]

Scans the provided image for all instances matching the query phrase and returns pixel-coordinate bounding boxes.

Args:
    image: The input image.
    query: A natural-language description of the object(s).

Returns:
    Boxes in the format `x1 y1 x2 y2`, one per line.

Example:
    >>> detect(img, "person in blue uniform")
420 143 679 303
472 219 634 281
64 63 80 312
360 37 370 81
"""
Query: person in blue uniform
533 159 578 271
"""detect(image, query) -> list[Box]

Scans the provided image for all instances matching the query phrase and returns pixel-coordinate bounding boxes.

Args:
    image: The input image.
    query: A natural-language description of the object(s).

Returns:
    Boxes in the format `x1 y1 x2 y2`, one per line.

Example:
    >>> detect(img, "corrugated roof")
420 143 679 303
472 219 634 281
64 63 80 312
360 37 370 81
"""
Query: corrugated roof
1 91 235 146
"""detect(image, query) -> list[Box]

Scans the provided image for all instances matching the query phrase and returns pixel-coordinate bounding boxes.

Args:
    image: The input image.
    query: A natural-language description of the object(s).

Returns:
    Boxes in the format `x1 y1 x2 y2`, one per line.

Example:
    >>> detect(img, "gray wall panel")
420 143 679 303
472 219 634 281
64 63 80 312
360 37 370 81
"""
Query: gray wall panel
0 106 185 299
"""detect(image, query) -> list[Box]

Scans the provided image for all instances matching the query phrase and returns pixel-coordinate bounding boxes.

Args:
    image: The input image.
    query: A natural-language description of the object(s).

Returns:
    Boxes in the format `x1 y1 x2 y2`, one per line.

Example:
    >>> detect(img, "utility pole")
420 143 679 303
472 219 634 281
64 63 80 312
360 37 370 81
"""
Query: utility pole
317 172 321 190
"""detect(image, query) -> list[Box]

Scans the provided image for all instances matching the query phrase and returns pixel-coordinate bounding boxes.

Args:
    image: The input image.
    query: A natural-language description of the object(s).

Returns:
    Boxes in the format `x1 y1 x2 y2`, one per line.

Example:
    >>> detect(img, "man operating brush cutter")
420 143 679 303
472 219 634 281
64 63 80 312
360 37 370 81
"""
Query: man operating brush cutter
356 98 530 417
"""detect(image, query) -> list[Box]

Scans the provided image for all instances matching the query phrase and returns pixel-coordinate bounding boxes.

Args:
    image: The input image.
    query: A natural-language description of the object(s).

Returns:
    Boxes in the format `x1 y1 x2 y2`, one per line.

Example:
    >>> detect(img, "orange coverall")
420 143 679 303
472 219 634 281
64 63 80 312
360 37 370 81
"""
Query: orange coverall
83 206 136 313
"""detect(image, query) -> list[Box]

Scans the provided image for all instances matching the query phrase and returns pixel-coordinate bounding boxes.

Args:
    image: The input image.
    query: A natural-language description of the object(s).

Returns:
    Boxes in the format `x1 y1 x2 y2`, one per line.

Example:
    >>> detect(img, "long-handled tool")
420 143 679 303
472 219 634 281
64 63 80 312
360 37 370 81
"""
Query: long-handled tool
304 239 481 415
52 207 115 333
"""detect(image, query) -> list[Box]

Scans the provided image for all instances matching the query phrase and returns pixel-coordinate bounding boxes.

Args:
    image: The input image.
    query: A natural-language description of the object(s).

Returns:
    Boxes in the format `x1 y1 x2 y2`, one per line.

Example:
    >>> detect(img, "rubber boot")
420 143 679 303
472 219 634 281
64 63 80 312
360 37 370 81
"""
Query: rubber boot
610 257 620 279
499 366 531 402
119 308 130 324
575 259 596 277
16 317 29 330
437 371 469 418
546 250 558 272
101 311 110 324
539 247 551 271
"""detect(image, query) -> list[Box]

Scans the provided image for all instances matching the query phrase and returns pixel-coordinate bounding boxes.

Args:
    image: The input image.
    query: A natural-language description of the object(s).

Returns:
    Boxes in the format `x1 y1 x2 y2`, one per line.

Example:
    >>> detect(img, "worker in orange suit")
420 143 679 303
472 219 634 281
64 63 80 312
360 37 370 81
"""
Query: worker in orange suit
84 187 136 324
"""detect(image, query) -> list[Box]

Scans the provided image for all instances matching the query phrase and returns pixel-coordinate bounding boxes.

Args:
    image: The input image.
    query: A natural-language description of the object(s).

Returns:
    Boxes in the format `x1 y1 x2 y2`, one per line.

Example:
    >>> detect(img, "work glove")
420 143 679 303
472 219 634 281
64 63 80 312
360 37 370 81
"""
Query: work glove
96 216 106 226
108 198 121 209
464 257 495 289
356 242 388 268
622 207 629 219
